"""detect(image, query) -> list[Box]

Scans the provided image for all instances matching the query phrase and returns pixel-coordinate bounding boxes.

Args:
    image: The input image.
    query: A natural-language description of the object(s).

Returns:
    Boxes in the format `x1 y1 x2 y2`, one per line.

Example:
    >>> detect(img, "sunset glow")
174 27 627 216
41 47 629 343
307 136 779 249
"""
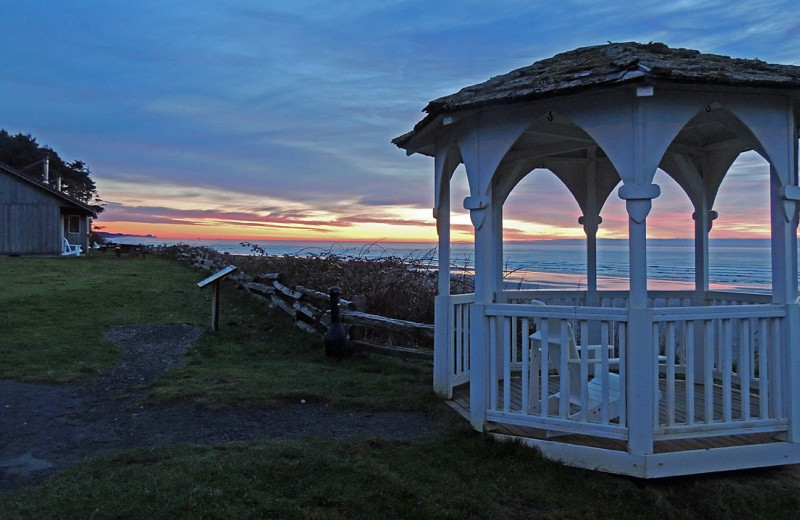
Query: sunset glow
96 150 775 242
2 3 795 244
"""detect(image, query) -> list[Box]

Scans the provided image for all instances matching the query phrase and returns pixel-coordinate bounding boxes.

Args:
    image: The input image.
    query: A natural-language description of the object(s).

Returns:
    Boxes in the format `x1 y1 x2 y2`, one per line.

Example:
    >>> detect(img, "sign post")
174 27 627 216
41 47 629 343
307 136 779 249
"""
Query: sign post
197 265 238 332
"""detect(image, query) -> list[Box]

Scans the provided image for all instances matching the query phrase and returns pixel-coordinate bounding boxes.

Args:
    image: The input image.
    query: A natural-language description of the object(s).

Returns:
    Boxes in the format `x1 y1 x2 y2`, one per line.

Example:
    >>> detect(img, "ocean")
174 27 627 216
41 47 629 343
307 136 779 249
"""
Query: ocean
108 236 777 293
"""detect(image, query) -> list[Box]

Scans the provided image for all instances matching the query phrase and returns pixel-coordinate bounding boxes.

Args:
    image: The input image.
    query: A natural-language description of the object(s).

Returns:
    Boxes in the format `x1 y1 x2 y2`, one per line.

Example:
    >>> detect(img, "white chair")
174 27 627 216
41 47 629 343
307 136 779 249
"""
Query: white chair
62 238 82 256
528 300 664 425
528 300 619 371
530 316 621 423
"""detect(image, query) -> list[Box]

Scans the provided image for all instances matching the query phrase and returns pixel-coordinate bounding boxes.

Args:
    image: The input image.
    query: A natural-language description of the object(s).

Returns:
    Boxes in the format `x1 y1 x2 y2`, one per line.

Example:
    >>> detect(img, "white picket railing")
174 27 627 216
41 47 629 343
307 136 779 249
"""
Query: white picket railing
446 290 789 442
484 303 629 439
652 304 788 439
449 293 474 386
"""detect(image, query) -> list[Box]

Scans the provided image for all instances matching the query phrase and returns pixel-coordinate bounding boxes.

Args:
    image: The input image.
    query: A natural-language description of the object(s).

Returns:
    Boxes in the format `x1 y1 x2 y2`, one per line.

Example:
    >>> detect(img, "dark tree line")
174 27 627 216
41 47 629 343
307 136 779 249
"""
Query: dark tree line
0 130 103 214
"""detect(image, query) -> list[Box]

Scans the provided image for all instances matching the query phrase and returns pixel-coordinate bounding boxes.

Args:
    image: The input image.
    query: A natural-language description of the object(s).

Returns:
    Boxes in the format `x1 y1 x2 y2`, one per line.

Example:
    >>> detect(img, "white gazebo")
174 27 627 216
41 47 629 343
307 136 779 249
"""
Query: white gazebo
394 42 800 478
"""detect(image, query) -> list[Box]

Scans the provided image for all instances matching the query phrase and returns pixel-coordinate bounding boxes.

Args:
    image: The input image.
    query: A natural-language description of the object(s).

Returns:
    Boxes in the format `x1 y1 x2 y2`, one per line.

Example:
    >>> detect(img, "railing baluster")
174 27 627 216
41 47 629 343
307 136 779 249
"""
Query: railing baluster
504 317 513 412
511 315 518 365
522 318 530 414
758 317 768 419
541 318 551 418
666 321 676 426
685 321 695 425
770 318 783 419
559 320 569 418
600 321 610 424
653 324 660 429
489 316 497 412
722 319 733 423
618 322 626 427
463 304 469 373
739 318 750 420
579 320 589 420
455 303 463 375
704 320 715 424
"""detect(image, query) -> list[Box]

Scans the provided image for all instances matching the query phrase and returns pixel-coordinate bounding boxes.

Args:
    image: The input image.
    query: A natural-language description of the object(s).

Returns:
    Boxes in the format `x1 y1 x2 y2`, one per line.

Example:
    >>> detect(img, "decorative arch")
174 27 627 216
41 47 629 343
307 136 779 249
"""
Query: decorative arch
658 104 761 210
434 141 462 216
491 109 622 218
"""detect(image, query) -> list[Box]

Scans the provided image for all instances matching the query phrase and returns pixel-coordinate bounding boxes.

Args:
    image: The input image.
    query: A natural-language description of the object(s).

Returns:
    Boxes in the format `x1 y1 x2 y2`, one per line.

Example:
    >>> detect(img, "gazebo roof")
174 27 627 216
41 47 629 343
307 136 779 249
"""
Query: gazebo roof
394 42 800 149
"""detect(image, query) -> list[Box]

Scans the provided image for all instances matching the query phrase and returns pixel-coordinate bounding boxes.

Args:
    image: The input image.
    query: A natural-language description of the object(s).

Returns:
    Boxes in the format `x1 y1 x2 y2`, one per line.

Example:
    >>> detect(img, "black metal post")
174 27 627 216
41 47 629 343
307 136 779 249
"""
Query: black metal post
324 285 351 358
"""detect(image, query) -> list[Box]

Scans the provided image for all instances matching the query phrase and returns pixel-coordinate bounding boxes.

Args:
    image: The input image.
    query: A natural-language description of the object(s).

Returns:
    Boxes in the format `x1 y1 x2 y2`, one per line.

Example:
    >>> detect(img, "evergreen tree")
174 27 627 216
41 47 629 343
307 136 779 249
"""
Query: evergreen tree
0 130 103 213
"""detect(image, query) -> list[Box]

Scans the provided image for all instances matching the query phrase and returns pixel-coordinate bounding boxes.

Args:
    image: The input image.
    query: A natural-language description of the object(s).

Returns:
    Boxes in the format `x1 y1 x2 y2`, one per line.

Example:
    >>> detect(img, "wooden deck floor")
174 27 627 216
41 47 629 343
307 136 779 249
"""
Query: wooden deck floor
450 379 782 454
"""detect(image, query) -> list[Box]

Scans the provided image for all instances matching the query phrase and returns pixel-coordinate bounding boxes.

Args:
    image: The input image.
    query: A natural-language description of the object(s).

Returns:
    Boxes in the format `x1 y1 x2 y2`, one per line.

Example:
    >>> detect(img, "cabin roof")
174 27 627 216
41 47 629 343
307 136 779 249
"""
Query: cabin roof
393 42 800 149
0 161 98 217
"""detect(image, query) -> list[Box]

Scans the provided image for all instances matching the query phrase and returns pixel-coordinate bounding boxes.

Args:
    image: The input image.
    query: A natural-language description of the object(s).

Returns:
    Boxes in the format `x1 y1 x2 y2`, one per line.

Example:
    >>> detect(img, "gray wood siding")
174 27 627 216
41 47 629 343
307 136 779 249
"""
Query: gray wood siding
0 172 87 255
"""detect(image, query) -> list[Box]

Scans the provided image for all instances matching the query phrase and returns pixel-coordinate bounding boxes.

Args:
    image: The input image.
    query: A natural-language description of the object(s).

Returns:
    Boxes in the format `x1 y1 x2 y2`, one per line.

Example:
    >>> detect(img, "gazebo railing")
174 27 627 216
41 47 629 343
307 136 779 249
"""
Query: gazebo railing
446 290 776 392
445 291 788 441
705 291 772 306
484 303 629 439
501 289 771 308
449 293 474 386
652 304 788 439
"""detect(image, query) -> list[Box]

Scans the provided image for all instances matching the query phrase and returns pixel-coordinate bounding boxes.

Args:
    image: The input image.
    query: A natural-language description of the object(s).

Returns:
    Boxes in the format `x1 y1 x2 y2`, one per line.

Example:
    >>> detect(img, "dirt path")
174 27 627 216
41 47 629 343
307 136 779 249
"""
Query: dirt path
0 324 438 492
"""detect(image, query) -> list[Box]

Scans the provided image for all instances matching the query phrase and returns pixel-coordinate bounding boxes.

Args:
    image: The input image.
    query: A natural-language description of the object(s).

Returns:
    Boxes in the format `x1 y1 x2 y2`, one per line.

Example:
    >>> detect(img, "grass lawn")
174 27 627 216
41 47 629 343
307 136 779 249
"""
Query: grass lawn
2 252 800 519
0 252 435 410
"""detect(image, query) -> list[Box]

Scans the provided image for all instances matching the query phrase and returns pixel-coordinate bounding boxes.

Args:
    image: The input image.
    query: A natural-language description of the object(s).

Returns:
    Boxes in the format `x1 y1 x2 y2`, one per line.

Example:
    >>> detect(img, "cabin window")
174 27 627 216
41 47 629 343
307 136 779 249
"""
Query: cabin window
67 215 80 234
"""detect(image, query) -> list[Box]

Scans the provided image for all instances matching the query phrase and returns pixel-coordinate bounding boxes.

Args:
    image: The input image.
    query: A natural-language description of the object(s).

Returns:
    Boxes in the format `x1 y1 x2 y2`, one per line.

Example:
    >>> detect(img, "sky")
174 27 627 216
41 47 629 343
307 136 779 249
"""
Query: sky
1 1 799 243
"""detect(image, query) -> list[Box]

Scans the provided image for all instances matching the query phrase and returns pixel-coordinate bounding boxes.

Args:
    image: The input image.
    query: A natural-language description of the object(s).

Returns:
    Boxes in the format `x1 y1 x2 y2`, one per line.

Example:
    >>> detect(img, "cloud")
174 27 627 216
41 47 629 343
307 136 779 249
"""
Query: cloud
2 1 797 241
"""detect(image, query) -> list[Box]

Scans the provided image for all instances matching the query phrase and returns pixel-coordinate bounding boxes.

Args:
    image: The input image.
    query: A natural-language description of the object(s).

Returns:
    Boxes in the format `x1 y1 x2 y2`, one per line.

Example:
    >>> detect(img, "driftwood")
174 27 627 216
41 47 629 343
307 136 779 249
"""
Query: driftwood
241 282 275 297
270 293 295 316
273 280 303 300
341 310 434 338
296 285 354 309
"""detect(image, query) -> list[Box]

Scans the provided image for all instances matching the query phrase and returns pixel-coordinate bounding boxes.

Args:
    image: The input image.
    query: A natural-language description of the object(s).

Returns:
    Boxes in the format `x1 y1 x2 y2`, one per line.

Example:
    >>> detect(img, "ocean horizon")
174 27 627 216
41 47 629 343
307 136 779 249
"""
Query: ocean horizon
106 235 778 293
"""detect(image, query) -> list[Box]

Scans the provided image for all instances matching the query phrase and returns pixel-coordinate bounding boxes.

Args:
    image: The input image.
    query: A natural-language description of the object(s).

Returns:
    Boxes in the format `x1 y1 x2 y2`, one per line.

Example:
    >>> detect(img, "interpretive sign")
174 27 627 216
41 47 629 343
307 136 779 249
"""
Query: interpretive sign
197 265 238 332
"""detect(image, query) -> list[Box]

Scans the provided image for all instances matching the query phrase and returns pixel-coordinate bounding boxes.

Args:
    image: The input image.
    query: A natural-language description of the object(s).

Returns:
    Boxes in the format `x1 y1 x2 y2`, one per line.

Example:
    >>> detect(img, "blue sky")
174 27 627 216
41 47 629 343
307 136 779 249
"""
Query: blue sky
1 1 798 241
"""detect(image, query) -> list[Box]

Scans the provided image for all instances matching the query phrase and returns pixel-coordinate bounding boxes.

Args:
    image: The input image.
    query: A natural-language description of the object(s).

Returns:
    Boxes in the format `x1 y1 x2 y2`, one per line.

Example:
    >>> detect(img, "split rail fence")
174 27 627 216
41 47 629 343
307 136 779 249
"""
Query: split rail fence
176 246 433 360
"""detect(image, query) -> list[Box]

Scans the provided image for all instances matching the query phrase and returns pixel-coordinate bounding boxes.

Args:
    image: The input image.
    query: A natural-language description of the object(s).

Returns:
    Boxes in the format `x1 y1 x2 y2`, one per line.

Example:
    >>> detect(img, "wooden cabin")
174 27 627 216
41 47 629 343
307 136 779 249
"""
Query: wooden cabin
0 161 96 255
394 42 800 478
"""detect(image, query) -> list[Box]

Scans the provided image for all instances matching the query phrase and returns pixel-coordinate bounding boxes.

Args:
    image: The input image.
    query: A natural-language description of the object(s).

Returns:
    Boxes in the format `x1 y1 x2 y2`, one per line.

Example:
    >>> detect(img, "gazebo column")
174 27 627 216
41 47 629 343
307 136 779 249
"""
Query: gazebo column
584 217 598 300
691 204 714 302
771 163 800 442
491 194 505 300
770 164 799 304
490 194 507 388
432 149 453 398
467 191 495 430
582 148 601 308
620 183 660 456
691 199 715 384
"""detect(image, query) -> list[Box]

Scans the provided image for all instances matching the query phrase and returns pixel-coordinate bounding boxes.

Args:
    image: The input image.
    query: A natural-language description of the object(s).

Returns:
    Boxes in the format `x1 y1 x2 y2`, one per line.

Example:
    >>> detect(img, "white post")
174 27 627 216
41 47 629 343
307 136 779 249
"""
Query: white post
433 168 452 397
627 306 655 454
771 158 800 441
581 151 601 344
491 196 504 299
770 165 797 304
584 147 600 306
618 104 660 455
467 181 496 429
625 206 656 456
692 203 712 301
490 195 506 382
692 194 713 384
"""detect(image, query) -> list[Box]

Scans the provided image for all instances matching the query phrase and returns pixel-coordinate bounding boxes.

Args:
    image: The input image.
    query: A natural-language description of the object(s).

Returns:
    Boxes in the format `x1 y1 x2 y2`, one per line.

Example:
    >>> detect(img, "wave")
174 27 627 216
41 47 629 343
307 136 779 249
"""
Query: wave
110 237 779 292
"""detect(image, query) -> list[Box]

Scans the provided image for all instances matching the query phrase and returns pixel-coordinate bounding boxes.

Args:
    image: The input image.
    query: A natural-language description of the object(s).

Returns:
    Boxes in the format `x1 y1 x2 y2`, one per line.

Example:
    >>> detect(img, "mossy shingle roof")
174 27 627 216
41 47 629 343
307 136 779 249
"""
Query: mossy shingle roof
394 42 800 148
